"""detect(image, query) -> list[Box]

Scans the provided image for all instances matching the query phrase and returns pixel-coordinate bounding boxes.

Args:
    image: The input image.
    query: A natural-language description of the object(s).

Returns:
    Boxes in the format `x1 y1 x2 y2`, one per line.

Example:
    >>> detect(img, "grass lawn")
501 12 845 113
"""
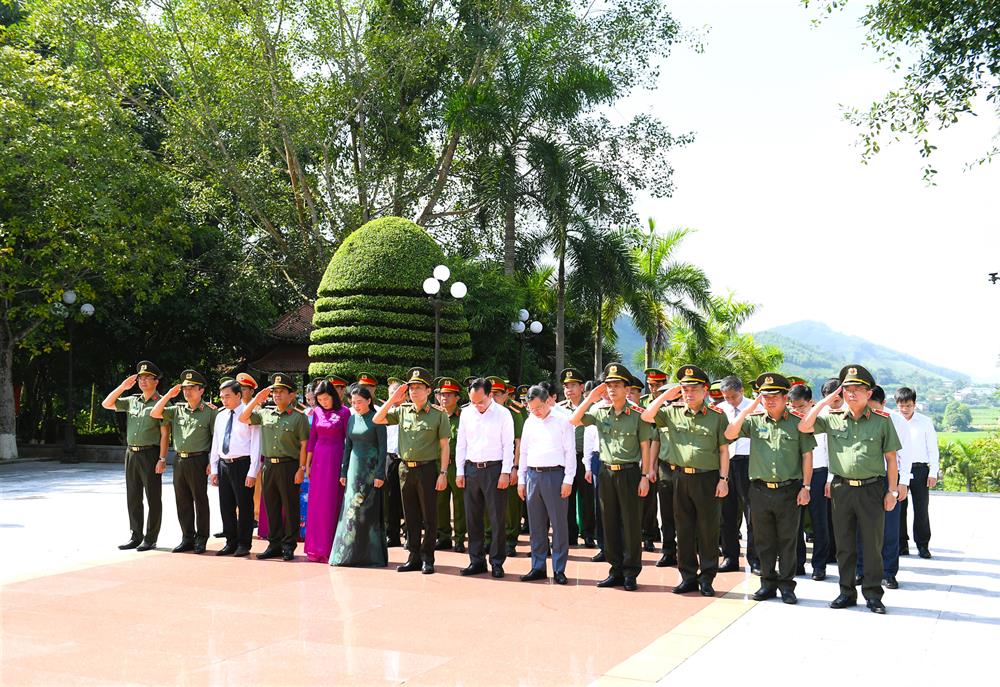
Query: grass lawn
938 430 990 445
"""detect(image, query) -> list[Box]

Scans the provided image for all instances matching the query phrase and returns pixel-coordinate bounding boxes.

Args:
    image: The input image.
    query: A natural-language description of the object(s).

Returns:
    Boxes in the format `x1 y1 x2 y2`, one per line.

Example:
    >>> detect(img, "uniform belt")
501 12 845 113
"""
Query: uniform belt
128 445 157 452
470 460 501 468
176 451 208 458
222 455 250 463
833 475 883 487
404 460 433 469
264 456 297 464
603 462 639 472
529 465 564 473
754 478 798 489
670 465 714 474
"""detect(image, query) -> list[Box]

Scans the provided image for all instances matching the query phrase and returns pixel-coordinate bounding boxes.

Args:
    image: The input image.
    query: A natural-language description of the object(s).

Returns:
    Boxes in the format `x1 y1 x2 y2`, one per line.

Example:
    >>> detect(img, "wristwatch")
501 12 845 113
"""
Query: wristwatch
889 490 899 498
719 475 729 482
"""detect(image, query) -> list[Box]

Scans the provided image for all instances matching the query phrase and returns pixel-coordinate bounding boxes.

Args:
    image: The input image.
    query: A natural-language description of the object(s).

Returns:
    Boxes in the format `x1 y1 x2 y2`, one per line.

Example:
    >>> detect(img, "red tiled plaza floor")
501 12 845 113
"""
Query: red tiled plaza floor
1 536 747 686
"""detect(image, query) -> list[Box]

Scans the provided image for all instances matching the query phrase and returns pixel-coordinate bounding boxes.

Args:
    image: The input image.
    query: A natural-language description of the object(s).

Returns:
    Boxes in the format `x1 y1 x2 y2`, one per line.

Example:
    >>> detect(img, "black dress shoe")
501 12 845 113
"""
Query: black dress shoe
718 558 739 573
257 547 282 560
811 568 827 581
505 543 517 557
233 546 251 557
853 574 863 586
118 539 141 550
460 563 488 576
492 565 505 579
751 587 776 601
829 594 857 609
591 551 606 563
216 544 237 556
781 589 798 605
699 581 716 597
656 553 678 567
213 531 225 539
396 559 421 572
520 568 547 582
883 576 899 589
918 548 932 559
584 538 596 548
387 539 402 548
672 579 699 594
434 539 453 551
796 565 807 576
172 542 195 553
899 546 910 556
553 572 568 585
454 543 466 553
136 541 157 552
750 564 762 576
623 576 638 591
867 598 887 614
421 562 434 574
597 575 624 588
193 543 206 554
281 549 294 561
642 540 655 553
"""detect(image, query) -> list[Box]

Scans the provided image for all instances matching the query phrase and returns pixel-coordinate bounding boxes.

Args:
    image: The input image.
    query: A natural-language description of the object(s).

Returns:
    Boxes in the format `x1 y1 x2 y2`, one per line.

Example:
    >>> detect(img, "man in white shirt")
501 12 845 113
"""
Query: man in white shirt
518 384 577 585
455 377 515 578
717 376 758 574
210 380 262 557
383 377 404 548
894 387 938 559
789 383 832 581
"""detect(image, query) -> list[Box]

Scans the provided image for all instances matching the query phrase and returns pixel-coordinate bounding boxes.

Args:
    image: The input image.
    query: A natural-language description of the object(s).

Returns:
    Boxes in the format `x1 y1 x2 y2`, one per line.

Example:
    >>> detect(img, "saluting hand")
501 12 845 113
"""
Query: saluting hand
121 374 138 390
389 383 409 404
252 386 272 405
587 383 607 404
820 385 843 407
165 383 182 399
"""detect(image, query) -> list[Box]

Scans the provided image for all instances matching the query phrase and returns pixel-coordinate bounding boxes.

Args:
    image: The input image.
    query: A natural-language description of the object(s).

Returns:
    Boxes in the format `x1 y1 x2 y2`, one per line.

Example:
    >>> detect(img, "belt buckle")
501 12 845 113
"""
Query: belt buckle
406 461 419 468
848 479 861 487
683 467 696 474
766 482 777 489
609 464 621 471
270 458 281 464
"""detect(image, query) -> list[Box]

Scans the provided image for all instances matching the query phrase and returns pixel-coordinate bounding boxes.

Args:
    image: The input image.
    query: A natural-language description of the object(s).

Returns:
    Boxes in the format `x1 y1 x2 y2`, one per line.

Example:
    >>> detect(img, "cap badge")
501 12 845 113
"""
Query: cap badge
848 367 857 376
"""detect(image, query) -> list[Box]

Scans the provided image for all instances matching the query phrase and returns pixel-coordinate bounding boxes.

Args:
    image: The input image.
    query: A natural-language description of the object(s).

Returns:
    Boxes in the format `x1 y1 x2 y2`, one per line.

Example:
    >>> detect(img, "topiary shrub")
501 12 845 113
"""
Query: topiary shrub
308 216 472 382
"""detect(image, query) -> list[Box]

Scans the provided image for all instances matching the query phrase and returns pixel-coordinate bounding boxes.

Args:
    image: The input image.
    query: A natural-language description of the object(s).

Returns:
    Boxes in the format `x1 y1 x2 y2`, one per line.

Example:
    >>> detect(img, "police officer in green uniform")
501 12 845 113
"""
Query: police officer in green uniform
374 367 451 574
571 363 655 591
798 364 902 614
641 368 677 567
102 361 170 551
152 369 218 554
628 376 659 552
641 364 730 597
434 377 466 553
725 373 815 604
556 367 596 547
240 373 310 561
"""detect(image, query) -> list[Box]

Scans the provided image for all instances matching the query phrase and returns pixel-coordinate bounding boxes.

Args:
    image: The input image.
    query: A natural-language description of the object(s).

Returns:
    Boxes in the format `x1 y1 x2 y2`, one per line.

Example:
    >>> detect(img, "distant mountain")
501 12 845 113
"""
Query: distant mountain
755 321 968 389
612 315 646 369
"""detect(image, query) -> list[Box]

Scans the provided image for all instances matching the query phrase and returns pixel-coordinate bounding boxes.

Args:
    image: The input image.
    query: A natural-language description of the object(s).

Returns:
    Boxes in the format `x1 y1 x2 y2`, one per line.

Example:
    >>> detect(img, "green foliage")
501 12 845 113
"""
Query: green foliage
943 401 973 432
940 434 1000 492
313 308 466 333
310 326 471 348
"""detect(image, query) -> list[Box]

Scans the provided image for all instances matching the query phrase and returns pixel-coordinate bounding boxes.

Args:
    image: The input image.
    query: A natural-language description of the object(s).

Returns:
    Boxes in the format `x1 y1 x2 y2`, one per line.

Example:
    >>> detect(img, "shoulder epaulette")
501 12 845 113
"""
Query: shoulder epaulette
829 408 846 414
628 403 643 413
557 399 571 407
873 408 890 418
709 405 725 413
206 402 218 410
790 410 804 418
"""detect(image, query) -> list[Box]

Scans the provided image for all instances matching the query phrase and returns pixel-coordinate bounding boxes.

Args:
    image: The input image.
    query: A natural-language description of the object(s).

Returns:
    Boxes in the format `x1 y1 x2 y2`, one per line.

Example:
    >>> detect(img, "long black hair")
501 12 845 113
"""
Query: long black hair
313 380 344 410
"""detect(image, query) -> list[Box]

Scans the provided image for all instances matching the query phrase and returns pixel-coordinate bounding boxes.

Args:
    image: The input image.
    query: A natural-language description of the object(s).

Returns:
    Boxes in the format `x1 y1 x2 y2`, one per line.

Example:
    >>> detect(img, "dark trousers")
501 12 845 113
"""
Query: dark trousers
902 463 932 549
721 457 755 565
463 462 508 567
400 461 438 564
641 487 659 543
383 453 403 543
173 453 210 545
569 452 596 543
674 469 721 584
219 457 254 548
750 481 800 593
261 459 300 551
831 477 885 601
590 453 604 550
656 461 677 555
797 467 830 571
526 468 570 574
857 497 901 577
599 464 643 579
125 446 162 543
436 459 466 544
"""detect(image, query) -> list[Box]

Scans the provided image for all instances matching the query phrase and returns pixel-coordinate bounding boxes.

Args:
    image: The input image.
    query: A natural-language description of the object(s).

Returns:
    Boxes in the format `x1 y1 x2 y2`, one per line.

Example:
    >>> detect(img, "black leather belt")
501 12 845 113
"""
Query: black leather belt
833 475 883 487
671 465 715 474
603 462 639 472
404 460 433 468
128 445 157 452
529 466 563 473
221 455 250 463
176 451 209 458
264 456 296 464
470 460 501 469
754 478 798 489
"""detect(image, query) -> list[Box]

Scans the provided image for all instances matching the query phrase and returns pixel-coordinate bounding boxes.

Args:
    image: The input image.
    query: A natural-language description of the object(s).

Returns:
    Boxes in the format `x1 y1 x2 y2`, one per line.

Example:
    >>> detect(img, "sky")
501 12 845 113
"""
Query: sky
610 0 1000 382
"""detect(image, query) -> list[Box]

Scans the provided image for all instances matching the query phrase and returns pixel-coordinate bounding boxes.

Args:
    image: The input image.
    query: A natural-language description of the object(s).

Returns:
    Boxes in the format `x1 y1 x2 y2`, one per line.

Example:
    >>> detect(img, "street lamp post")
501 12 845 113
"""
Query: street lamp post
510 309 543 386
56 290 95 462
422 265 466 378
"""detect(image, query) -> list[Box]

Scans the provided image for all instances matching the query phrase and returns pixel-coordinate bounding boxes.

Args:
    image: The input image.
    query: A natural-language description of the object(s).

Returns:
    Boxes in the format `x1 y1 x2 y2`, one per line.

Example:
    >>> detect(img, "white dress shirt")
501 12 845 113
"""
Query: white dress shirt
382 404 400 454
455 399 515 476
210 402 262 478
717 397 752 457
887 409 913 486
901 411 940 475
584 425 599 463
518 410 577 485
550 401 571 417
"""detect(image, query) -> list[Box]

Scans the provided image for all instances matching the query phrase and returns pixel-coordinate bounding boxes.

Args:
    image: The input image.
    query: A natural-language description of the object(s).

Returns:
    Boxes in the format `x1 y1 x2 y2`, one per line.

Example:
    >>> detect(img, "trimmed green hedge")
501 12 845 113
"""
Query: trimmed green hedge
313 307 467 333
315 294 464 317
308 362 472 384
310 325 471 347
309 342 473 365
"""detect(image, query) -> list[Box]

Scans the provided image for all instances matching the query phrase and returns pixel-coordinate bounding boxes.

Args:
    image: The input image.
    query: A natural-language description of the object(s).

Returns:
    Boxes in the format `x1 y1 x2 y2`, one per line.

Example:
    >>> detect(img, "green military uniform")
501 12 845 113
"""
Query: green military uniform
642 367 676 565
557 366 595 546
249 373 310 557
737 373 816 597
651 364 729 590
160 369 217 550
384 367 450 567
813 364 902 606
580 363 656 584
113 360 165 547
435 377 466 550
629 376 659 550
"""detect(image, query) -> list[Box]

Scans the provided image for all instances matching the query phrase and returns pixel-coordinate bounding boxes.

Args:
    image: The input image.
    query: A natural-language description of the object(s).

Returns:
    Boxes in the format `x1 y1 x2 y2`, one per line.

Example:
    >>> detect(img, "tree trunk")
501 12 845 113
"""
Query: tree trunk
503 152 516 276
644 335 653 370
0 321 18 460
555 231 566 380
593 299 604 379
